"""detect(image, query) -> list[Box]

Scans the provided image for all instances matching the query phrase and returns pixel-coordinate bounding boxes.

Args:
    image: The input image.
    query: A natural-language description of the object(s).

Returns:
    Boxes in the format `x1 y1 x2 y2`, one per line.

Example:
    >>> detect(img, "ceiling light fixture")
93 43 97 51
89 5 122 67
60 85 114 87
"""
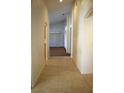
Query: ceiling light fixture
59 0 63 2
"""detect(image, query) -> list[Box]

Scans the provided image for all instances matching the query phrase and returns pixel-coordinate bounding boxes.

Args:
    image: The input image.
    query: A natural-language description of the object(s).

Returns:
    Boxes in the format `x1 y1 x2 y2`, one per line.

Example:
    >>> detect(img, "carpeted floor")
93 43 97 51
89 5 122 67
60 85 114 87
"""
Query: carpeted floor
50 47 70 56
32 58 93 93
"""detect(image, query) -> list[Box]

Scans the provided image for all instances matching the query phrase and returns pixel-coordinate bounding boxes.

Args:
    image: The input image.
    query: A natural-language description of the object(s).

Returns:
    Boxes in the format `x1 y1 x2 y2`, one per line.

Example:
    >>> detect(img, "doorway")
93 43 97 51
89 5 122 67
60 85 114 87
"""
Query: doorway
43 0 74 58
48 16 73 57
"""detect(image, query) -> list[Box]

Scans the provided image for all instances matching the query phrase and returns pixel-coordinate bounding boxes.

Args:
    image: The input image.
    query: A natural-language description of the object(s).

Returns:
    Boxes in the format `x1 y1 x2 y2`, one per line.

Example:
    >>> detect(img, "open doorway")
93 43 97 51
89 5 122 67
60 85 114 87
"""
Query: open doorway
45 0 73 57
49 17 72 57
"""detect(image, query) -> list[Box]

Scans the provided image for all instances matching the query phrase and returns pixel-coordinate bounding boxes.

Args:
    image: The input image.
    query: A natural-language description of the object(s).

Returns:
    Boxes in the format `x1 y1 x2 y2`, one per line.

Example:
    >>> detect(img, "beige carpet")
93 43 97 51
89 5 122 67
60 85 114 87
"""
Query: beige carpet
32 58 93 93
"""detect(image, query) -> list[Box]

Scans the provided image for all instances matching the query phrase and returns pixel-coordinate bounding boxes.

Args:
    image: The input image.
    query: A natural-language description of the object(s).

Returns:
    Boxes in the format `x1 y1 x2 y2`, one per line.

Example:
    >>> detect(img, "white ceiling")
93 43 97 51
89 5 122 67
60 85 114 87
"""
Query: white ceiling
44 0 73 24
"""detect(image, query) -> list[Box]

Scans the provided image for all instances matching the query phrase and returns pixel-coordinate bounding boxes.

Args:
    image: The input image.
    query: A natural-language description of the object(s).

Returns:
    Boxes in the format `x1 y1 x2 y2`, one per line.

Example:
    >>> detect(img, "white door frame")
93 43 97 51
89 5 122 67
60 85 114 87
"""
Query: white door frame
43 22 48 64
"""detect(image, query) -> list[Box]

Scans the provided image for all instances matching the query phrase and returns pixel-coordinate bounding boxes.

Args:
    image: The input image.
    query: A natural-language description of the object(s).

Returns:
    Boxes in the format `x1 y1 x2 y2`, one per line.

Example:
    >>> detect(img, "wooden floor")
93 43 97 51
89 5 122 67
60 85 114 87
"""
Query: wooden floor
32 58 93 93
50 47 70 56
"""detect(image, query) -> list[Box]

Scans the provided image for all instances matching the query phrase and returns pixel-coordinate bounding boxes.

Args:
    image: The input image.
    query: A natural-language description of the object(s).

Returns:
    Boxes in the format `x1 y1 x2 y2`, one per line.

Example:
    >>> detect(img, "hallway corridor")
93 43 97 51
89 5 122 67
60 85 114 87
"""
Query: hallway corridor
32 58 92 93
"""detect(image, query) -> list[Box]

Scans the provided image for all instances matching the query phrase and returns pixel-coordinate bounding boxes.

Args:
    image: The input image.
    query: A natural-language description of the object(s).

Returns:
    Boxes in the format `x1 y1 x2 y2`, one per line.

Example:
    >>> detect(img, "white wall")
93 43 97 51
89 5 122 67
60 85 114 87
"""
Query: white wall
31 0 49 87
72 0 93 74
49 21 66 47
72 0 79 63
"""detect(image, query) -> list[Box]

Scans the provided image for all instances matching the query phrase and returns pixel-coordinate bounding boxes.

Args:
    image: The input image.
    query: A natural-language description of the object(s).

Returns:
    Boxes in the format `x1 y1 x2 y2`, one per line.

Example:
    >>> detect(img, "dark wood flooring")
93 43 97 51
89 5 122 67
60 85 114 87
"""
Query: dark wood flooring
50 47 70 56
